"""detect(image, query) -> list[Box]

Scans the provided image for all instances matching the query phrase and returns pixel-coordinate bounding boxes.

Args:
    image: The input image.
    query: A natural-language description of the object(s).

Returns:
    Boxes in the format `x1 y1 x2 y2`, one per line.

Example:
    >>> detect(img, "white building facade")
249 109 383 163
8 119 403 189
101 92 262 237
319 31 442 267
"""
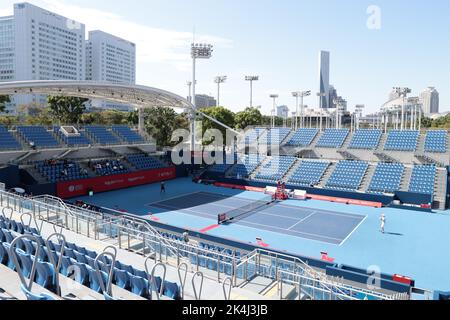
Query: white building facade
86 30 136 111
420 87 439 115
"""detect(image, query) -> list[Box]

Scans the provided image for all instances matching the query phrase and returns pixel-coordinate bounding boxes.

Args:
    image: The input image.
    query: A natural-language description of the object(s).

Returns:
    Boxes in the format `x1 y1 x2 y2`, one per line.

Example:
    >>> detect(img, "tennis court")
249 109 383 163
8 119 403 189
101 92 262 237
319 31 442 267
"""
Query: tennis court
147 191 366 245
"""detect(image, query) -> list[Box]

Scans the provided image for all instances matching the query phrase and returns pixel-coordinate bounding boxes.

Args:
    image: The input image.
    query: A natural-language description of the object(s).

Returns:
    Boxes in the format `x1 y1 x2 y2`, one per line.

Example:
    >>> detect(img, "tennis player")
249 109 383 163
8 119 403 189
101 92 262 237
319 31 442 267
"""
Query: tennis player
380 214 386 234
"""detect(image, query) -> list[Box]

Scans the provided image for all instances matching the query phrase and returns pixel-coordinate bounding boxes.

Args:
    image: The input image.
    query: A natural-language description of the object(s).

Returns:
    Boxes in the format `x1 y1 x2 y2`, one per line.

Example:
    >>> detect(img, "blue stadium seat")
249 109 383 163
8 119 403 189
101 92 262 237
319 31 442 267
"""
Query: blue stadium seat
326 161 369 191
114 268 131 289
384 130 419 151
0 125 21 150
254 156 296 182
130 275 150 299
244 128 266 145
90 159 130 177
16 248 33 278
349 130 382 150
126 154 168 171
266 128 292 146
316 129 349 148
36 160 88 183
112 126 145 144
34 260 57 292
409 165 436 195
288 161 329 187
17 126 60 149
84 126 120 145
228 154 265 178
163 281 181 300
285 128 319 147
368 163 404 194
424 130 448 153
54 127 91 147
88 266 109 293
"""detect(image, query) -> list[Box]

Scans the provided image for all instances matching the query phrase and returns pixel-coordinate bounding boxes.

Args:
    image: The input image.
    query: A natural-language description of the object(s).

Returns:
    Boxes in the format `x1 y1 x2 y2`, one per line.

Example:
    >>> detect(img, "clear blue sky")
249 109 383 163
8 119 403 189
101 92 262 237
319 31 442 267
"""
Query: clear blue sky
1 0 449 115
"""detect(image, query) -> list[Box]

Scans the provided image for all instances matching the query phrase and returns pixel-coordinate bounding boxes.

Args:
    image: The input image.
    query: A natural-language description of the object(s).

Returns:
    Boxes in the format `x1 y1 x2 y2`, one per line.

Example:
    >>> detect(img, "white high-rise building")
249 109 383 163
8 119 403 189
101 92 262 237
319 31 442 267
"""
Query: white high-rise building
86 30 136 111
0 2 86 113
420 87 439 115
318 50 330 109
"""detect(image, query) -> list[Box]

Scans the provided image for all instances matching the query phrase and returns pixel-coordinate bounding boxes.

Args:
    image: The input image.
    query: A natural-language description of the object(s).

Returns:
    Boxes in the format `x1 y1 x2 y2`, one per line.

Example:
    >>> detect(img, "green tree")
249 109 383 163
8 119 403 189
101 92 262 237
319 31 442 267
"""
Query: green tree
143 106 184 147
421 117 433 129
48 96 88 124
234 107 263 130
0 95 10 113
198 106 235 144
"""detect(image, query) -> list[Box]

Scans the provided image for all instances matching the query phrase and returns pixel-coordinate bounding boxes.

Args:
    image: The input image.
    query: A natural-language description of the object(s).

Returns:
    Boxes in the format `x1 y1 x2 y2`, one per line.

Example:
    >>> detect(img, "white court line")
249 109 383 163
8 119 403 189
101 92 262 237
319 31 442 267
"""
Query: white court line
146 191 204 207
277 203 364 220
287 212 316 230
338 215 368 247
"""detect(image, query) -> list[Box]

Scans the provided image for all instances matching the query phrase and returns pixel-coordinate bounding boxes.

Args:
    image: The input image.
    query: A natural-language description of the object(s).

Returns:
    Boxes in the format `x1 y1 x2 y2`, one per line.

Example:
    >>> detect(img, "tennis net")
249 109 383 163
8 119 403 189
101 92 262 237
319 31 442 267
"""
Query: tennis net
218 195 276 224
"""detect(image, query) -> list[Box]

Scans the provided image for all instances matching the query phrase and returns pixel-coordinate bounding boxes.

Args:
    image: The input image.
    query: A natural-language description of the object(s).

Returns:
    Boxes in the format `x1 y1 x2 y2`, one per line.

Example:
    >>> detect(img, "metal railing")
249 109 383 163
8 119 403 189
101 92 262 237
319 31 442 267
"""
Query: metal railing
0 189 410 300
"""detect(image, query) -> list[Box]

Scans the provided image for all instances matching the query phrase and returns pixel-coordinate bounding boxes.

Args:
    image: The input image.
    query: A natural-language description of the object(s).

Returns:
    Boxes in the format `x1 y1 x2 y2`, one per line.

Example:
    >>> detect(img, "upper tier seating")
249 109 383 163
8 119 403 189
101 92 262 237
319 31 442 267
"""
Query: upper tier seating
126 154 168 170
254 156 296 181
316 129 349 148
266 128 291 146
287 161 330 187
384 130 419 152
55 127 91 147
368 163 405 194
285 128 319 147
229 154 265 178
17 126 60 149
90 159 130 176
408 165 436 195
424 130 448 153
326 160 369 191
0 125 21 151
349 130 382 150
244 128 266 145
85 126 120 145
36 160 89 183
112 126 145 144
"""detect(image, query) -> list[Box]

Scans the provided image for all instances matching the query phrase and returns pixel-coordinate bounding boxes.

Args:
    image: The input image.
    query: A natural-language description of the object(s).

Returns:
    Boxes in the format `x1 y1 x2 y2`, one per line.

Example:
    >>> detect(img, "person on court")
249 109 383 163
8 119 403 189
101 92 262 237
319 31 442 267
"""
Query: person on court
160 181 166 194
380 214 386 233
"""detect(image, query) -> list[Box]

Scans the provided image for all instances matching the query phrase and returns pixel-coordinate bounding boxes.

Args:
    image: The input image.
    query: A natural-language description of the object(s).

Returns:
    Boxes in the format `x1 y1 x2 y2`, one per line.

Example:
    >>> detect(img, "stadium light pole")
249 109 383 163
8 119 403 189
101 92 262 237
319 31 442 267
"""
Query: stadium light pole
186 81 193 103
191 43 213 151
292 90 311 130
214 76 227 107
394 87 411 131
270 94 278 128
317 92 326 131
245 76 259 108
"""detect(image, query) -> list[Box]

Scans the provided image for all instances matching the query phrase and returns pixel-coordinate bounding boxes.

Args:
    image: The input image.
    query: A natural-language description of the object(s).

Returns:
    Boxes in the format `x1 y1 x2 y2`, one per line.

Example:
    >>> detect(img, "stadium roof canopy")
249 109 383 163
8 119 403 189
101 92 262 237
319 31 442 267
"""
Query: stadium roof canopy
0 80 193 110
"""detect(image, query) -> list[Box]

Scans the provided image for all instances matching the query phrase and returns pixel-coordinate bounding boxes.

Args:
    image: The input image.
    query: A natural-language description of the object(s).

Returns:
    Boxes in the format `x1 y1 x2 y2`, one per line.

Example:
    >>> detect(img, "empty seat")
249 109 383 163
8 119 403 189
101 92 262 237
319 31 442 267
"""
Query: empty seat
288 161 330 186
316 129 349 148
126 153 168 171
326 161 369 191
349 130 382 150
228 154 265 178
112 126 145 144
17 126 60 149
114 268 131 289
368 163 404 194
55 127 91 147
130 275 150 299
424 130 448 153
409 165 436 195
384 130 419 151
254 156 296 182
85 126 120 145
265 128 292 146
286 128 319 147
0 125 21 150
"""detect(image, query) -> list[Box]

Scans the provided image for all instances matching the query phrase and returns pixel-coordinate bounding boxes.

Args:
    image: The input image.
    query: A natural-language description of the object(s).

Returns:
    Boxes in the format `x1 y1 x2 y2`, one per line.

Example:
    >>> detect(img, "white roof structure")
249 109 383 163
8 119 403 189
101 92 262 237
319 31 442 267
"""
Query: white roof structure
0 80 193 110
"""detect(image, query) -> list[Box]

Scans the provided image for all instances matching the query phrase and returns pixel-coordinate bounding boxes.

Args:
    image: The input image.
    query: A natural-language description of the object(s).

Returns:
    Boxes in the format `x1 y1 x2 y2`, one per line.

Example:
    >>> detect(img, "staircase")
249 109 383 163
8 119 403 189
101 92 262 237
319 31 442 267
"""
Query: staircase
318 162 336 188
400 166 413 192
283 158 302 182
433 169 447 210
250 156 272 180
359 164 377 192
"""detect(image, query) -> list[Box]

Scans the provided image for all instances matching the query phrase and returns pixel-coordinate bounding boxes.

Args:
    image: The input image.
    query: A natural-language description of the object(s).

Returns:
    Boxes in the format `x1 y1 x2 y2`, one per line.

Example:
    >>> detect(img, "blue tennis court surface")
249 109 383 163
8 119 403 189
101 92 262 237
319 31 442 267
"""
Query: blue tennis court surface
148 191 366 245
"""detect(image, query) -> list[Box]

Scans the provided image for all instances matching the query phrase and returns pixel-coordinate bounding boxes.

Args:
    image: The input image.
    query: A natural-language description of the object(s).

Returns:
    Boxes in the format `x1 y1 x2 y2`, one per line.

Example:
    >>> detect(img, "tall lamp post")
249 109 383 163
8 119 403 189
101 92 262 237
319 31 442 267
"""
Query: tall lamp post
186 81 193 103
316 92 326 131
292 90 311 130
270 94 278 128
245 76 259 108
214 76 227 107
393 87 411 131
191 43 213 150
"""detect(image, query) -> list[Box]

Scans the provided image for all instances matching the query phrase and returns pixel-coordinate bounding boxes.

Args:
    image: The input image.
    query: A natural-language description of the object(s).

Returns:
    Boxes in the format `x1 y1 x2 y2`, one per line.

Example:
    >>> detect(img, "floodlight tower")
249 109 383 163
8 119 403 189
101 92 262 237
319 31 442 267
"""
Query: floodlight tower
191 43 213 150
214 76 227 107
393 87 411 130
316 92 326 131
292 90 311 130
270 94 279 128
245 76 259 108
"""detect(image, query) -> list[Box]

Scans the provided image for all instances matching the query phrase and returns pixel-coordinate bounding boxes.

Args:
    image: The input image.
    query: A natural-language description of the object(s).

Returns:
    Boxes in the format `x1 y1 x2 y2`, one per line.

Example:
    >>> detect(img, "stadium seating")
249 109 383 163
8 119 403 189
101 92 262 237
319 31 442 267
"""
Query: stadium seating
208 154 238 173
266 128 291 146
409 165 436 195
368 163 405 194
126 154 168 170
90 159 130 176
326 161 368 191
84 126 120 145
349 130 382 150
228 154 265 178
244 128 266 145
254 156 296 181
424 130 448 153
287 161 330 187
0 215 181 300
316 129 349 148
17 126 60 149
285 128 319 147
0 125 21 151
36 160 89 183
112 126 145 144
55 127 91 147
384 130 419 151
